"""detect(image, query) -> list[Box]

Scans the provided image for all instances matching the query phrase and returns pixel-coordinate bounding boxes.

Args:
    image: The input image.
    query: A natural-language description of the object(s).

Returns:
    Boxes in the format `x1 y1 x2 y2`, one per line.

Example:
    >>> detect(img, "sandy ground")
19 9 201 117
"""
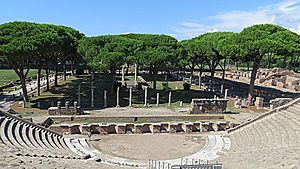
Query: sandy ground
86 107 190 116
90 133 206 160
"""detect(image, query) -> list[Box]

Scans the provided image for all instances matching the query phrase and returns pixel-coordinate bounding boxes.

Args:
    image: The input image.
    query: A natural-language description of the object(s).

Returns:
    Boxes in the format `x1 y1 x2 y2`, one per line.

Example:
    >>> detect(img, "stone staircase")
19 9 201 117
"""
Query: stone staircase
221 98 300 168
0 111 95 160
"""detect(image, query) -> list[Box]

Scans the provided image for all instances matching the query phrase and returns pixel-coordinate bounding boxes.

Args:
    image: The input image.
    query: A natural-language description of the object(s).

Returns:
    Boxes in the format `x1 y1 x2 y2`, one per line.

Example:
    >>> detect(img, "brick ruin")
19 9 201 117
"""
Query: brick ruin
216 68 300 92
190 98 229 114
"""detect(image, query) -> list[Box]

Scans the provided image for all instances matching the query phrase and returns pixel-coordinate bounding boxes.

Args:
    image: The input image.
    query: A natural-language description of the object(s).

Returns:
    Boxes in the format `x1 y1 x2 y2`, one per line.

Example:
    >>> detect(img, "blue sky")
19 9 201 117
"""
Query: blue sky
1 0 300 39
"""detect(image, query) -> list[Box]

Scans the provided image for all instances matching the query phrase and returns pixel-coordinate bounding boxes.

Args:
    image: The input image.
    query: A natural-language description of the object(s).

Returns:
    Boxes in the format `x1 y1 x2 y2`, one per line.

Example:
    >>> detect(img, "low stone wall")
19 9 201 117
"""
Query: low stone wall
48 115 224 124
48 106 82 115
269 98 293 110
49 121 232 135
191 99 229 114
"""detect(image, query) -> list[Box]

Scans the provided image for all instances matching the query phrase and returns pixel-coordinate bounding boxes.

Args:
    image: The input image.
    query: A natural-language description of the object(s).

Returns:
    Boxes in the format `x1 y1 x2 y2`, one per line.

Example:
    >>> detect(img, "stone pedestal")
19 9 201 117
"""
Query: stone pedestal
116 124 126 134
129 88 132 107
104 90 107 107
255 97 264 109
116 87 120 107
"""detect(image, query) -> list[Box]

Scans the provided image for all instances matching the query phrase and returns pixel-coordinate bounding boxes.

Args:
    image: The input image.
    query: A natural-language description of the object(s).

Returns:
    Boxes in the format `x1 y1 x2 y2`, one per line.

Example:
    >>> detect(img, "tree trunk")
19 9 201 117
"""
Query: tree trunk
20 74 28 103
63 58 67 81
248 63 250 71
37 63 41 96
71 60 74 76
236 61 239 70
294 56 299 72
221 58 226 94
248 60 260 105
267 53 272 69
153 68 158 90
190 67 194 84
46 62 50 91
54 58 58 86
126 63 129 75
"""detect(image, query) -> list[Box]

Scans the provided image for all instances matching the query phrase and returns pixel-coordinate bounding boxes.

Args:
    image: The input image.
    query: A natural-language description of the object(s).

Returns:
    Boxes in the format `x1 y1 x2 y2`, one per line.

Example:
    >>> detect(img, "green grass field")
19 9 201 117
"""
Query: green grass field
0 69 45 87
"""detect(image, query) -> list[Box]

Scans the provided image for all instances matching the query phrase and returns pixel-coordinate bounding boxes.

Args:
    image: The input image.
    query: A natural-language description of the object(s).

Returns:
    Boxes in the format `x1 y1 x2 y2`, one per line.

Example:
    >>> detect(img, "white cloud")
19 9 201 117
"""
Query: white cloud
173 0 300 40
289 24 300 34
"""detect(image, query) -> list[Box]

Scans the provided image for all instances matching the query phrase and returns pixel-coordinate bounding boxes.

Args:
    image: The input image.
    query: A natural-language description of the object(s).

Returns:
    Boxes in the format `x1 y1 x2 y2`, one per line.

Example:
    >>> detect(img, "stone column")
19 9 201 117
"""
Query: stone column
198 72 201 88
74 101 78 109
224 89 228 99
129 88 132 107
116 87 120 107
134 63 138 85
156 93 159 106
221 84 224 94
66 101 69 109
57 101 61 109
121 65 125 85
255 97 264 109
168 92 172 107
77 85 81 106
144 87 148 107
104 90 107 107
91 85 94 108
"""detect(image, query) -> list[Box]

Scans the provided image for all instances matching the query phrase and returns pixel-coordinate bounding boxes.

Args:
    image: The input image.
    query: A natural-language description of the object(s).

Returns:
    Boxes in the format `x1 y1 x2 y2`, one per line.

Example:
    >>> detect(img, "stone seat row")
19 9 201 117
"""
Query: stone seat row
0 115 90 159
229 103 300 152
50 121 231 135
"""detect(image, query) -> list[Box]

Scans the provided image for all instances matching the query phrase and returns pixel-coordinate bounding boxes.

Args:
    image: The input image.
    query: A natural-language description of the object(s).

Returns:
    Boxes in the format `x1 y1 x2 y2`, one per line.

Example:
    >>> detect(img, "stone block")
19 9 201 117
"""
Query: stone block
116 124 126 134
69 124 81 134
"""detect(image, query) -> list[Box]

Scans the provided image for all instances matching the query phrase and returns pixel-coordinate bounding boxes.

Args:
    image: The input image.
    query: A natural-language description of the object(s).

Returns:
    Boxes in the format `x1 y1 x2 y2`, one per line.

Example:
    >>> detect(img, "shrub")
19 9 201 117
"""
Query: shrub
183 82 191 90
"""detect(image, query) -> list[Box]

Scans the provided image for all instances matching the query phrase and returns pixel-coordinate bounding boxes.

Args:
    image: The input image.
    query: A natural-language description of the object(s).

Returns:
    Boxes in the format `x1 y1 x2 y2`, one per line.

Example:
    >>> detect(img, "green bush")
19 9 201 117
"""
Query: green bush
183 82 191 90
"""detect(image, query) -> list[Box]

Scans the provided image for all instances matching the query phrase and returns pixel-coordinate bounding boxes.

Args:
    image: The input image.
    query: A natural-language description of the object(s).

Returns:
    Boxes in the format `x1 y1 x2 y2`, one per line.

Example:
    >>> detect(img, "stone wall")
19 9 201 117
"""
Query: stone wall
48 106 82 115
48 114 224 124
191 98 228 114
215 68 300 92
49 121 233 135
269 98 293 110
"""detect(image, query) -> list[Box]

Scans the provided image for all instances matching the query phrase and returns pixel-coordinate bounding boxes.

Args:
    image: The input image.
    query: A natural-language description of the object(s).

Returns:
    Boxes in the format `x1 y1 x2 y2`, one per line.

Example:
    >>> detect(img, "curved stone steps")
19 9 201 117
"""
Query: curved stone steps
251 122 262 147
31 127 46 149
0 117 6 144
1 118 15 147
264 116 282 146
255 121 270 148
71 139 96 159
13 121 30 148
229 133 238 150
64 138 86 157
26 125 40 148
7 118 24 148
269 114 290 146
41 130 54 149
49 134 63 150
283 111 300 126
46 132 60 150
234 129 245 149
287 107 300 116
262 115 279 147
251 121 264 148
241 126 251 146
244 124 256 146
279 111 300 133
275 113 299 145
58 137 69 150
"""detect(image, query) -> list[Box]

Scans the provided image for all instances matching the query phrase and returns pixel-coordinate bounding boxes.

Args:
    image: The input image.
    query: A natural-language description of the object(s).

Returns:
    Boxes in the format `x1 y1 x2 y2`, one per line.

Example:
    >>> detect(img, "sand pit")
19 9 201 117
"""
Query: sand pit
90 134 206 160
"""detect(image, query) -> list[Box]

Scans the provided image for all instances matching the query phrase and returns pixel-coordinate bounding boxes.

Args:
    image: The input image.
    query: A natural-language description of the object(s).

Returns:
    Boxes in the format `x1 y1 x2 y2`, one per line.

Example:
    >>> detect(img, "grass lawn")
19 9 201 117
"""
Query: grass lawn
24 73 215 110
0 69 46 87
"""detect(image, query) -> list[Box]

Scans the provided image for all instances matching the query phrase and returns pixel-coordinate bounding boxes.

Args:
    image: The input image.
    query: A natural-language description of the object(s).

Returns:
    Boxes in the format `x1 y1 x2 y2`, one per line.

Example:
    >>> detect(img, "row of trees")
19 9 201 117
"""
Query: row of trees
79 24 300 100
1 21 300 103
0 21 84 103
